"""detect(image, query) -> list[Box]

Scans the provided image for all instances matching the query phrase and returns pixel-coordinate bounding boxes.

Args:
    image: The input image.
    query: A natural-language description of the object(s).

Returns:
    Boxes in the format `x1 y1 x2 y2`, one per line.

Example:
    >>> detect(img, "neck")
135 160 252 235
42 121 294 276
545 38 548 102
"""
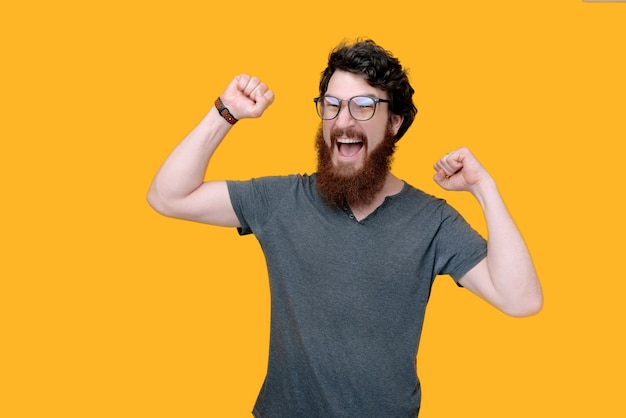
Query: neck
348 173 403 220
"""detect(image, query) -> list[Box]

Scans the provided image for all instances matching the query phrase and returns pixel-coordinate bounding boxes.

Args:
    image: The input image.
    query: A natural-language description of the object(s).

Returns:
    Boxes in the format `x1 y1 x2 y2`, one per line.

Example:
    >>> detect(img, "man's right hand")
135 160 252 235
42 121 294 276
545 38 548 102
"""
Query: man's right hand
147 74 274 226
220 74 275 120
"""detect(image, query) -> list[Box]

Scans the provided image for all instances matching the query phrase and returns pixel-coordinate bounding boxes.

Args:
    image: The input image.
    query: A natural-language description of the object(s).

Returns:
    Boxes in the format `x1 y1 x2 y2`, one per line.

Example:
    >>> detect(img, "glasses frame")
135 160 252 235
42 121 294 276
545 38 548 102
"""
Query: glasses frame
313 95 391 121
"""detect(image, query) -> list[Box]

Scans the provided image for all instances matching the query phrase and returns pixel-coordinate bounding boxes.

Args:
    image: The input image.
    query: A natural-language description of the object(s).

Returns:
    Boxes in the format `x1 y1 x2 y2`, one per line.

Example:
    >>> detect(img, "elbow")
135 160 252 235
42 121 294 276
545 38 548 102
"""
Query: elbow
146 185 162 213
501 293 544 318
146 184 175 218
146 195 163 216
496 271 544 318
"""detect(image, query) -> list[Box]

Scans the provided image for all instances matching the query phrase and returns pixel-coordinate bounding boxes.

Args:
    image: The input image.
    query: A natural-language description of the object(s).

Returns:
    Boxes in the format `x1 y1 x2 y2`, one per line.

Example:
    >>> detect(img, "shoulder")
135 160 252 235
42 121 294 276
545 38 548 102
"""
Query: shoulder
397 182 447 208
228 173 313 187
226 174 317 202
390 181 466 222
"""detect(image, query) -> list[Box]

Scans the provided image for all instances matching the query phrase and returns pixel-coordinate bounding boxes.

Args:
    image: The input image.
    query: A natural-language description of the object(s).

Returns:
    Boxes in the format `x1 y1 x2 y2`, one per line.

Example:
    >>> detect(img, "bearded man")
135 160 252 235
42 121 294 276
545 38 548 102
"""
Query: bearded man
147 39 542 417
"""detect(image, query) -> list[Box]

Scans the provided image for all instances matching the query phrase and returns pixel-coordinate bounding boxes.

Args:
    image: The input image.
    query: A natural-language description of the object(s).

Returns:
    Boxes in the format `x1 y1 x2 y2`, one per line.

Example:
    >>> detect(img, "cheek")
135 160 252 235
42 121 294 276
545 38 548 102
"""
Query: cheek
364 114 389 140
364 126 386 147
322 122 333 145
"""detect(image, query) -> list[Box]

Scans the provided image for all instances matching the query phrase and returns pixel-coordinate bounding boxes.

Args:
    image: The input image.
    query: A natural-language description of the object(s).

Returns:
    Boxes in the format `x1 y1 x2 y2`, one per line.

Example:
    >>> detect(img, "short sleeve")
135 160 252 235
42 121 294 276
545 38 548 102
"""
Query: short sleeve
432 202 487 282
226 176 297 236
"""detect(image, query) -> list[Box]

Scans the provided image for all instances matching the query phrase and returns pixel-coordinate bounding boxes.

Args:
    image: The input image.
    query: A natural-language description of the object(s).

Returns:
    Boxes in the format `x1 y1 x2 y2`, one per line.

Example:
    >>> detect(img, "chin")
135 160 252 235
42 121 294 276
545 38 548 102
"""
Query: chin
333 159 363 177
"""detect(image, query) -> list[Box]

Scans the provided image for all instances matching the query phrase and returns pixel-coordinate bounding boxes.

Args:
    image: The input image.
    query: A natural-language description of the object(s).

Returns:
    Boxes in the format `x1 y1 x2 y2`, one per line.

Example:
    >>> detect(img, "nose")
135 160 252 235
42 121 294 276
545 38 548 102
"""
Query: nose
333 101 356 129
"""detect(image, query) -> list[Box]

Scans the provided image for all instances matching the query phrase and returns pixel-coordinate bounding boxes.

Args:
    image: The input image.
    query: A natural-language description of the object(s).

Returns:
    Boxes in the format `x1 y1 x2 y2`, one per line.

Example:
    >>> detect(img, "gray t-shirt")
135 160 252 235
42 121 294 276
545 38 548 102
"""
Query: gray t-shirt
227 174 487 418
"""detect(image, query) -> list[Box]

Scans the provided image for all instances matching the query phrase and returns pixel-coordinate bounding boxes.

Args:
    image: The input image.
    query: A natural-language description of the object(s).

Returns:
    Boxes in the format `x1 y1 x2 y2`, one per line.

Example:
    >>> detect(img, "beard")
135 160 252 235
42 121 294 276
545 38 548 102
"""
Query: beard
315 123 397 209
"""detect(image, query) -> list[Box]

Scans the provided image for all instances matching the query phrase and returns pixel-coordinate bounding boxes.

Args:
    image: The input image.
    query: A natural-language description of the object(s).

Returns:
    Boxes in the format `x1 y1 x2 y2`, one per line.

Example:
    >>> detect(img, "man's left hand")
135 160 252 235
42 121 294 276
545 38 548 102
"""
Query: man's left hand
433 147 492 194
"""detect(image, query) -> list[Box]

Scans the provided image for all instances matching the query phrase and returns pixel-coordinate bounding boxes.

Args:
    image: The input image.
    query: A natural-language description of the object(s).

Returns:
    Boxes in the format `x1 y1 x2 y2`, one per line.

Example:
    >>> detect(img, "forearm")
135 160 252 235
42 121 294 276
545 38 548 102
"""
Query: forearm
147 107 231 211
474 178 543 315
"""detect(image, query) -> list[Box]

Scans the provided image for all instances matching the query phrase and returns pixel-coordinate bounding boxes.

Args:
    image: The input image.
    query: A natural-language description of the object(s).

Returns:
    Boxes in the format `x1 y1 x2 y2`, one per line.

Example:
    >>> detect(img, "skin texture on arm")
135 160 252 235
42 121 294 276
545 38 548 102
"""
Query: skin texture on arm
146 74 274 227
433 147 543 317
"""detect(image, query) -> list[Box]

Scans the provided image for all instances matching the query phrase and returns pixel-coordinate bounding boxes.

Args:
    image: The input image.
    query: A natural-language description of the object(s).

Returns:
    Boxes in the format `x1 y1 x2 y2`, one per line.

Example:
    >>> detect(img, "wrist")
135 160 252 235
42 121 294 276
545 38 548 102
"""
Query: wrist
472 176 499 207
214 97 238 125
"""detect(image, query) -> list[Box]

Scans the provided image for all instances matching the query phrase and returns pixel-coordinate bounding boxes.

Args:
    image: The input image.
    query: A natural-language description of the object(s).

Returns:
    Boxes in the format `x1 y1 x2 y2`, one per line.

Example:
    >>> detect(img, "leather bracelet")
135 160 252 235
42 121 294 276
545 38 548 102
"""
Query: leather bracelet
215 97 238 125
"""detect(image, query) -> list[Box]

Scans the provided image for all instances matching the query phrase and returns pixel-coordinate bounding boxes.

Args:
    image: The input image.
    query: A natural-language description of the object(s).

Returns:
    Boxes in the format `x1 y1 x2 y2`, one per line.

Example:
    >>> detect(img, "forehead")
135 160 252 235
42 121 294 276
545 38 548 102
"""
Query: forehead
326 70 386 98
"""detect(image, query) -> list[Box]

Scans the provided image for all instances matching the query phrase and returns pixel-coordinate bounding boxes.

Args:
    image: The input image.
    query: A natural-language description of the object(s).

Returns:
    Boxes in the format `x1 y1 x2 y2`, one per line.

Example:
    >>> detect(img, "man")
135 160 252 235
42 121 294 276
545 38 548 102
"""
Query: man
147 39 542 417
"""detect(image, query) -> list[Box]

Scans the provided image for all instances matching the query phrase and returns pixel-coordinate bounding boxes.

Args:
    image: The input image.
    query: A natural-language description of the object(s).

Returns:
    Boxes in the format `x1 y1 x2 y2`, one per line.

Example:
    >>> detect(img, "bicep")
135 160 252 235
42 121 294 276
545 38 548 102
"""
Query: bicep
156 180 241 227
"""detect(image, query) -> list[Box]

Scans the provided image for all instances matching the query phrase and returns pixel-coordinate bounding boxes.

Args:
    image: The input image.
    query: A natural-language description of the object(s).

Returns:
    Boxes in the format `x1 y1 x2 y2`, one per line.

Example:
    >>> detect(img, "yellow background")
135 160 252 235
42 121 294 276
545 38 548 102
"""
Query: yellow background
2 1 625 416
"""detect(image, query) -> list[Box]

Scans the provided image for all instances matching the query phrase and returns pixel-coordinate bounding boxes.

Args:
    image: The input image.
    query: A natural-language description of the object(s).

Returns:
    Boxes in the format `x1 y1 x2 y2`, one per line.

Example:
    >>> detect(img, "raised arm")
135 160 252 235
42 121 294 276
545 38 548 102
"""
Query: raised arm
433 147 543 317
147 74 274 226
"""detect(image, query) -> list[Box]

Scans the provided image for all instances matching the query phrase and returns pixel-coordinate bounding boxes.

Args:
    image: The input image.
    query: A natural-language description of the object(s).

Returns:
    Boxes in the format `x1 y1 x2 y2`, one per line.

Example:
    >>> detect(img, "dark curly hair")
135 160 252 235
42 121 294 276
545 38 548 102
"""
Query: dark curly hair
319 39 418 141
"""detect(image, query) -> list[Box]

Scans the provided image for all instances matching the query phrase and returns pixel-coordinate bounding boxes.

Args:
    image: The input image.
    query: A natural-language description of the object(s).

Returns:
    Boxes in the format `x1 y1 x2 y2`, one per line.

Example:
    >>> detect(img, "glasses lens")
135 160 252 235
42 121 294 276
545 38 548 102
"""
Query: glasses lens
349 96 376 121
316 96 340 120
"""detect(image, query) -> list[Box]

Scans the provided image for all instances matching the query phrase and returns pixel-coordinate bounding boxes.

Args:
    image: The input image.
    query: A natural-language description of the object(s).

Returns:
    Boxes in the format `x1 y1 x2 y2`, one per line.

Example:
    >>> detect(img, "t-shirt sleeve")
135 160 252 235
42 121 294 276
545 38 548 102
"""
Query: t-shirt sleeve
226 176 294 236
432 201 487 283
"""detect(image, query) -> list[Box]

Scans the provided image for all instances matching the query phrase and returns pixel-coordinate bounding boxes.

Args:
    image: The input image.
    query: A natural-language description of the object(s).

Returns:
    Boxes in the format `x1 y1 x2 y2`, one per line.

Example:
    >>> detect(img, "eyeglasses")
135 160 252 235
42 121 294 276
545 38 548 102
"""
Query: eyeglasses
313 95 390 121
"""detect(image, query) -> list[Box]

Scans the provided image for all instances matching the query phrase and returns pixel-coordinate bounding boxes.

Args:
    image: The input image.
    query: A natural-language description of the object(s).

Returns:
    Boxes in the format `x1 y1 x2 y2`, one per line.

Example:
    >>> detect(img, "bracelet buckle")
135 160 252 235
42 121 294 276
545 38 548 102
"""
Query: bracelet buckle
215 97 238 125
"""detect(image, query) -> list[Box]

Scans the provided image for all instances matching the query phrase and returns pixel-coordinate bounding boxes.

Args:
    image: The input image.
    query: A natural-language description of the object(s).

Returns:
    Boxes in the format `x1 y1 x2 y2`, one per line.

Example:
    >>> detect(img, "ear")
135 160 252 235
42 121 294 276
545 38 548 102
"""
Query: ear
390 114 403 136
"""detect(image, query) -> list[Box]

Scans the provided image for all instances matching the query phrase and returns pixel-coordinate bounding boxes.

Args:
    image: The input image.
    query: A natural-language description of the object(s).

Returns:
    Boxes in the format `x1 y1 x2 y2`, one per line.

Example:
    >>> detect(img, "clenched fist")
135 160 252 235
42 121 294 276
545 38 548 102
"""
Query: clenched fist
219 74 275 120
433 147 493 194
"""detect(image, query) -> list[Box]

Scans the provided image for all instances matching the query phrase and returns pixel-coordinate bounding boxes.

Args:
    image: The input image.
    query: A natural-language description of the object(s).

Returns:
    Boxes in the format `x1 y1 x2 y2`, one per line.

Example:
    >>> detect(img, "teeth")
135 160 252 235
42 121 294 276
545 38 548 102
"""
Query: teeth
337 138 362 144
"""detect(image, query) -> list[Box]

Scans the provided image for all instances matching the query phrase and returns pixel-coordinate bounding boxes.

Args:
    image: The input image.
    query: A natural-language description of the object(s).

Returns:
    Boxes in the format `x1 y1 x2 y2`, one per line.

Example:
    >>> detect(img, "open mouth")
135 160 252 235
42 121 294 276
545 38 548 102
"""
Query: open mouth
337 138 364 158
